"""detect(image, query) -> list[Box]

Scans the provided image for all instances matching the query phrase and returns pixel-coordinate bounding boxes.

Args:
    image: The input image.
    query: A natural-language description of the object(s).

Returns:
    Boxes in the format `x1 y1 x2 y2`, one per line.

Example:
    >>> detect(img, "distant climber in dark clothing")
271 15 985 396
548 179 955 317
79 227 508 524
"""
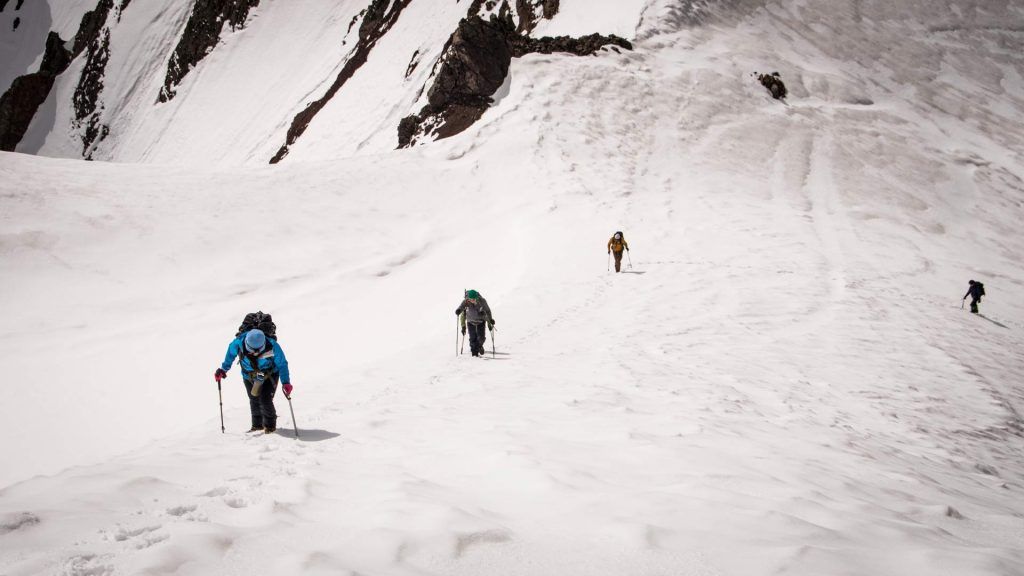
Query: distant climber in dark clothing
963 280 985 314
456 290 495 357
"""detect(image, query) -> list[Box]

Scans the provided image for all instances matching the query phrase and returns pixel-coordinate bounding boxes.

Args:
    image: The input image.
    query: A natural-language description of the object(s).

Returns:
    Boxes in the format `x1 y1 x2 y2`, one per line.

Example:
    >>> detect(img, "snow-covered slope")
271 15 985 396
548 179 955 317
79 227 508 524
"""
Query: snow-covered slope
3 0 629 164
2 0 1024 574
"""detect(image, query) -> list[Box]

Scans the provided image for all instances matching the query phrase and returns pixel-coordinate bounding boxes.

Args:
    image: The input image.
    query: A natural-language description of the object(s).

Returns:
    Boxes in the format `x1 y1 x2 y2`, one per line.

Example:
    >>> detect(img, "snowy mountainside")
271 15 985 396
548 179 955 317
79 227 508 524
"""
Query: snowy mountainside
0 0 634 164
2 0 1024 575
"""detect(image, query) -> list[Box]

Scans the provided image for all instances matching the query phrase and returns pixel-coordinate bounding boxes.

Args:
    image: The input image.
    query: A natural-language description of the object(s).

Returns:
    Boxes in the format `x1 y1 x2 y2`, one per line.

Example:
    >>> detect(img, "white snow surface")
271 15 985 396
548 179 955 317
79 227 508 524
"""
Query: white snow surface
3 0 1024 574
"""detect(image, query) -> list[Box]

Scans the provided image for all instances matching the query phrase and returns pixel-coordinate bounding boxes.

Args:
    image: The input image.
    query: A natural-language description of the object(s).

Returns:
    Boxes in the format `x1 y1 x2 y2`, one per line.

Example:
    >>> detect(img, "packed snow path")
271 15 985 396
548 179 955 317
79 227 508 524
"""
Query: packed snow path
3 0 1024 574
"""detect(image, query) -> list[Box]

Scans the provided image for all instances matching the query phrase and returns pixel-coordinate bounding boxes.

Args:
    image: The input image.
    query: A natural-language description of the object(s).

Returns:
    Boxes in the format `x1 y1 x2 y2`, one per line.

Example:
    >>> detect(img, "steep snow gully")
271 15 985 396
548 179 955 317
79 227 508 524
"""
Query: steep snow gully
2 0 1024 575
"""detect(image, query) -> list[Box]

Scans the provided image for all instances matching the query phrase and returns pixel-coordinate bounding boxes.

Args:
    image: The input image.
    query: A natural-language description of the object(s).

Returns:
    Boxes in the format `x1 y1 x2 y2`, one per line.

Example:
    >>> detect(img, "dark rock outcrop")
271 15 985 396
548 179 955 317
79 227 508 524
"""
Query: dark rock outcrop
270 0 412 164
515 0 559 34
74 0 114 57
74 29 112 157
405 49 421 78
12 16 18 30
0 0 120 153
0 1 9 13
158 0 260 103
398 14 630 148
757 72 787 100
68 0 116 157
0 32 73 151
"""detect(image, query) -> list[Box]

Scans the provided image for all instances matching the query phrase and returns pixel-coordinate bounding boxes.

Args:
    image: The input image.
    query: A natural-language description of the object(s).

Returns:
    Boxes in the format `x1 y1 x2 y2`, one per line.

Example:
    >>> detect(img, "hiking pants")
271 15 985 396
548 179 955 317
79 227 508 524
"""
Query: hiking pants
244 372 279 429
612 250 623 272
970 296 980 314
468 321 487 355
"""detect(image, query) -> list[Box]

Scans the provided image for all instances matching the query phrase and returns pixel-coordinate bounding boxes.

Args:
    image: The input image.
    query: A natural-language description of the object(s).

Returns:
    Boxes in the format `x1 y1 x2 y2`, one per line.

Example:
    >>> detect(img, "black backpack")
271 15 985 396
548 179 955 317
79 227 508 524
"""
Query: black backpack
978 283 986 297
236 311 277 341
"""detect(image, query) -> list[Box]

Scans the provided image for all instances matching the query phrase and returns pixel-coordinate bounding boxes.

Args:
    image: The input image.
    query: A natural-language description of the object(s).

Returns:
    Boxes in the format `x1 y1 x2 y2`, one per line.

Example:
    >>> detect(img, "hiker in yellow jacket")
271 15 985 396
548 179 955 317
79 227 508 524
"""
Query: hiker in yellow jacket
607 231 629 272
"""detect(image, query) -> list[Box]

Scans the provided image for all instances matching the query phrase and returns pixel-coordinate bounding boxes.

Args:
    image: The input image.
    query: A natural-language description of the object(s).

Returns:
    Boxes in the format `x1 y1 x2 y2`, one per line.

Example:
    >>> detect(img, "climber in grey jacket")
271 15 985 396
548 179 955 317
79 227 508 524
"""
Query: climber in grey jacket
455 289 495 357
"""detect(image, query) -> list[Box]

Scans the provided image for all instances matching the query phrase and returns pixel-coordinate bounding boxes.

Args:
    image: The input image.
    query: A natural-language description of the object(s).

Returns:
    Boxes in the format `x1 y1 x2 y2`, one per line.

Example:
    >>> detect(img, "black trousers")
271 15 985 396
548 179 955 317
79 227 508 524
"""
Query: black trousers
244 372 279 429
970 296 980 313
612 250 623 272
468 321 488 355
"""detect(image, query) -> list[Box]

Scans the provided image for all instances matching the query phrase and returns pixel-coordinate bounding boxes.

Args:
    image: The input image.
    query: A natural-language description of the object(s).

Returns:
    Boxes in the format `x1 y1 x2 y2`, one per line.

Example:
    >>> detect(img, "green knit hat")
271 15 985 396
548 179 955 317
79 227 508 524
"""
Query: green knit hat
466 289 480 299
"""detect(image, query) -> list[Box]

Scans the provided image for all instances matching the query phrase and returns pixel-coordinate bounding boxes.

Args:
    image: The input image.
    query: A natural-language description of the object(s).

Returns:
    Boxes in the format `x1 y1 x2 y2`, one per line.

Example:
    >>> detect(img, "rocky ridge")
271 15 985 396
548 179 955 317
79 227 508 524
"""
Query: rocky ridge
0 0 121 153
398 10 631 149
158 0 261 103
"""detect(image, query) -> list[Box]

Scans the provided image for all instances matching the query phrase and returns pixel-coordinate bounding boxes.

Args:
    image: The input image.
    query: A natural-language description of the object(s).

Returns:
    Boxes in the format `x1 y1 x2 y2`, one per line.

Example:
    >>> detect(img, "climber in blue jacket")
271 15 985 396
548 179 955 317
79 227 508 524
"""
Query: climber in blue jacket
215 329 291 434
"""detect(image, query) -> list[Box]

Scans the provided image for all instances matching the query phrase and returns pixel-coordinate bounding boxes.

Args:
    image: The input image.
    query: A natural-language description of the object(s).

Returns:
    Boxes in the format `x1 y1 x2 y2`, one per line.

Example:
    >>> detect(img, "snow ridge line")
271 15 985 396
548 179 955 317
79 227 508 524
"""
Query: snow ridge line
269 0 412 165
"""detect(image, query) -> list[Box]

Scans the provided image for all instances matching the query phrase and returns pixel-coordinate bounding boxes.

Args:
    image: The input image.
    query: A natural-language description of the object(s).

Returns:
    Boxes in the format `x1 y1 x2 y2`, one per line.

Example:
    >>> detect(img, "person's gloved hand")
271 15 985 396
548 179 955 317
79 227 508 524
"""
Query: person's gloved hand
488 319 496 329
283 383 293 397
461 326 466 335
215 368 227 383
626 247 630 251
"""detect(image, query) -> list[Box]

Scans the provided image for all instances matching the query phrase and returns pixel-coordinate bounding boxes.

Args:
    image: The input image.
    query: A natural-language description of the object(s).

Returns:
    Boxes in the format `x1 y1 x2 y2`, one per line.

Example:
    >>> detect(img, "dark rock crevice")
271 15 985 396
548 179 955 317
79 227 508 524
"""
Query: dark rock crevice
70 0 116 158
270 0 412 164
398 14 630 148
158 0 260 103
405 49 421 78
74 29 112 158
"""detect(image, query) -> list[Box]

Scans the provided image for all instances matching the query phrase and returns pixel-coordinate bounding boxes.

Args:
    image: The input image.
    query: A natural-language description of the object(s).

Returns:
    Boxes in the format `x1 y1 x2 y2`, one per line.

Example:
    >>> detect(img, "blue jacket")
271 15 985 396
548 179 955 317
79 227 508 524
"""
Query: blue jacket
221 337 290 384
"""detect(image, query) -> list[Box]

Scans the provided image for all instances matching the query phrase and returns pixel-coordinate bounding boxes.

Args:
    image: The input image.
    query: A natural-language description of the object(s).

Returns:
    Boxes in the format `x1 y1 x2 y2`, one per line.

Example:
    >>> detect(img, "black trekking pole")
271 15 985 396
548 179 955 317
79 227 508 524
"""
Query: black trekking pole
217 381 225 434
607 252 610 272
626 250 633 270
456 317 459 357
285 393 299 439
491 326 496 358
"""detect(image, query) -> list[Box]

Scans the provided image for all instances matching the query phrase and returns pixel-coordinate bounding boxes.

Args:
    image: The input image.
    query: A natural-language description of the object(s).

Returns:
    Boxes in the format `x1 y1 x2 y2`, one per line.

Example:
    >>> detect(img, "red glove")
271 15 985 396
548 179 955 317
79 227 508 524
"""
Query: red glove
283 383 293 397
215 368 227 383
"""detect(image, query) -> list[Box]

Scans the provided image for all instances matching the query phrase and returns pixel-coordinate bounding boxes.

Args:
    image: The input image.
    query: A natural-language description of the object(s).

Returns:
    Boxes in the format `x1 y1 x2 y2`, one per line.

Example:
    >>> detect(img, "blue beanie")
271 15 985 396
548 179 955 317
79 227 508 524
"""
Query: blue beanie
244 329 266 353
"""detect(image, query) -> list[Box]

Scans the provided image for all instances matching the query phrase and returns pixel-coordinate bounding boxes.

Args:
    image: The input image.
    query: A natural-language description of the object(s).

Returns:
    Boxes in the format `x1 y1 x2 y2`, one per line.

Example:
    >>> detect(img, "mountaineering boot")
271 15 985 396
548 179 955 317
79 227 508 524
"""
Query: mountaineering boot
247 426 262 433
264 427 276 434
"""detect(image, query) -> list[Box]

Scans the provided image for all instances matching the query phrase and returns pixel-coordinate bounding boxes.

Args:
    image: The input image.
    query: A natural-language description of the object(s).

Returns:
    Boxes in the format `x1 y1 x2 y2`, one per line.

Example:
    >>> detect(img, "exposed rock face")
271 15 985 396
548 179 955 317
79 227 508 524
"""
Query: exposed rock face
757 72 787 99
398 14 631 148
158 0 260 103
0 32 73 151
74 0 114 56
74 29 112 157
0 1 9 13
515 0 559 34
69 0 116 157
428 17 513 111
270 0 412 164
0 0 121 153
